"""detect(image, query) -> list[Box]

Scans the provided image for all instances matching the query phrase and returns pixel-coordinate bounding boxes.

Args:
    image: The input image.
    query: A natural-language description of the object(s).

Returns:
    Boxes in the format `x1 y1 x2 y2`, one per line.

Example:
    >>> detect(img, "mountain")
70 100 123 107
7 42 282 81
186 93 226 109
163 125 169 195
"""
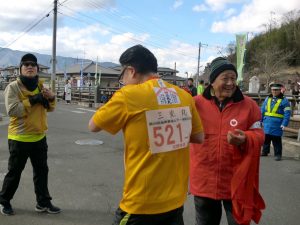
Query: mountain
0 48 119 70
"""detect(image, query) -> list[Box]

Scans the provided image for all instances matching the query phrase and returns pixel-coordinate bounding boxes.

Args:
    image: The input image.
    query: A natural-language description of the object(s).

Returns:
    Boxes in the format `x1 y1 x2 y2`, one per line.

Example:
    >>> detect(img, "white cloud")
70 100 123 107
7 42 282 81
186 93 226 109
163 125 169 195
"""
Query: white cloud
193 0 244 12
0 0 224 76
224 8 236 18
205 0 244 11
173 0 184 10
192 4 209 12
0 0 115 32
153 41 201 77
211 0 300 33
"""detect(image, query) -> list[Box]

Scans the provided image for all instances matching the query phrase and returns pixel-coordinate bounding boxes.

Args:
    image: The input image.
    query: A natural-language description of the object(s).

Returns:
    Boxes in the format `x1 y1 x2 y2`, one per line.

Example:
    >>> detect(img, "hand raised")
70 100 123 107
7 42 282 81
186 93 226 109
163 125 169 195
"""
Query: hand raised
227 129 246 146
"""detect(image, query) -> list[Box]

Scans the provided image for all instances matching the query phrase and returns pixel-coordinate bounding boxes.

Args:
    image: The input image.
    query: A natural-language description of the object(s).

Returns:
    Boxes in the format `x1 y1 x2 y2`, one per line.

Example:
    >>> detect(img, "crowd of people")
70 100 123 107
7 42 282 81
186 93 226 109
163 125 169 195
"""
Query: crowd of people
0 46 294 225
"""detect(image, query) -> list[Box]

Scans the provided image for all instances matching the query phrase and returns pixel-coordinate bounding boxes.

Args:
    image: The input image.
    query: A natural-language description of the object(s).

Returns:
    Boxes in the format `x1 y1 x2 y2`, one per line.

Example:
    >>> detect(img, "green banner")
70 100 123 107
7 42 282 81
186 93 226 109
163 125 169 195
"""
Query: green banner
236 34 247 83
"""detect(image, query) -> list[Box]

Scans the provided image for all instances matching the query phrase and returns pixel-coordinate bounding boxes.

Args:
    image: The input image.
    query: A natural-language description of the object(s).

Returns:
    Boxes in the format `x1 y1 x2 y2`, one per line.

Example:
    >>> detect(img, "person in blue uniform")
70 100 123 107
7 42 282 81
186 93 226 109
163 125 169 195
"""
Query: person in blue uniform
261 83 292 161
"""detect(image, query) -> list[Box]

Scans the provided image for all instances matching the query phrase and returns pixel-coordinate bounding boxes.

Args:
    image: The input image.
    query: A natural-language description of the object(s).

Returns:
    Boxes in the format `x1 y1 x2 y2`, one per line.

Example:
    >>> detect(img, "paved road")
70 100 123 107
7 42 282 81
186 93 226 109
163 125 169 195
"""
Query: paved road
0 98 299 225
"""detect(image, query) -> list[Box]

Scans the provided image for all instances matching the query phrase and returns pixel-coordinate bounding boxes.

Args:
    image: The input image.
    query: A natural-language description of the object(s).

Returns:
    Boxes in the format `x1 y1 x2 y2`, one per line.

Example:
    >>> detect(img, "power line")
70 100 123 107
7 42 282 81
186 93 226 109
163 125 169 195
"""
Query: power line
59 4 198 60
2 11 52 50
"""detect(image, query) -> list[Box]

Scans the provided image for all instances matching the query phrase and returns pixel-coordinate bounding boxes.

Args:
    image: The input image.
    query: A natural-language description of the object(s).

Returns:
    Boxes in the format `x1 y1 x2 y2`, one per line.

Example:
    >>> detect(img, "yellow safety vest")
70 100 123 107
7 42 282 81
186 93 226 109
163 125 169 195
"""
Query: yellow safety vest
264 98 284 118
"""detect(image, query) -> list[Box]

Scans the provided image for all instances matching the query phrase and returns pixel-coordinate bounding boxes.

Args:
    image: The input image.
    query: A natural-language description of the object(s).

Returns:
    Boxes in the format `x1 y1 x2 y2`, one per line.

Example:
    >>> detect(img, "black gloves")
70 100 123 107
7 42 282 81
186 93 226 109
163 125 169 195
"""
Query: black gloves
29 93 50 109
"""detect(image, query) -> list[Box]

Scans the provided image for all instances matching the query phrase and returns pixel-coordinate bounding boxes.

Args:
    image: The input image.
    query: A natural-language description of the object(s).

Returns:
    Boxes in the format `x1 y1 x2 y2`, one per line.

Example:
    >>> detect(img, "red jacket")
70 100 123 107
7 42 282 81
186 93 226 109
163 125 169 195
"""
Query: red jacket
190 88 265 224
190 88 264 199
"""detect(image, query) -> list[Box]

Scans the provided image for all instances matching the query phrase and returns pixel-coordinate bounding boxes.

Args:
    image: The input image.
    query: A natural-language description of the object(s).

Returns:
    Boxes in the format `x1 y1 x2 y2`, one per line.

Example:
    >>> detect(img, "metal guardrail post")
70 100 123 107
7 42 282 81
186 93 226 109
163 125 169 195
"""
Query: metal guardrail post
88 86 92 108
298 129 300 142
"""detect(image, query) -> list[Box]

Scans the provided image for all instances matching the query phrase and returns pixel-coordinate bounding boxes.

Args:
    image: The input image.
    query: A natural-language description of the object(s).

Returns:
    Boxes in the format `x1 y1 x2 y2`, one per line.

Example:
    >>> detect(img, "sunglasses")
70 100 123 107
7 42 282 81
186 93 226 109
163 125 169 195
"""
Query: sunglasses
22 61 37 67
118 66 128 86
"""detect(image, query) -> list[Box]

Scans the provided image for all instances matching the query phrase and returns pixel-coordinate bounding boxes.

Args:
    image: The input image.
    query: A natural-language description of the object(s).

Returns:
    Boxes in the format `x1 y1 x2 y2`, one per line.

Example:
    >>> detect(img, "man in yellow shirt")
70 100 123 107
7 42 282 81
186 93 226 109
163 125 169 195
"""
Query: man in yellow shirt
0 53 61 216
89 45 204 225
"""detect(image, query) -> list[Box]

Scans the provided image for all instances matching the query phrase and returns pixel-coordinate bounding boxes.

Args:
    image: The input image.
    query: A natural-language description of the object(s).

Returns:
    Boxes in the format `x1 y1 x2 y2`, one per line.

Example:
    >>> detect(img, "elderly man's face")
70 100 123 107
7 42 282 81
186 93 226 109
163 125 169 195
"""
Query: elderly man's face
211 70 237 101
21 61 38 77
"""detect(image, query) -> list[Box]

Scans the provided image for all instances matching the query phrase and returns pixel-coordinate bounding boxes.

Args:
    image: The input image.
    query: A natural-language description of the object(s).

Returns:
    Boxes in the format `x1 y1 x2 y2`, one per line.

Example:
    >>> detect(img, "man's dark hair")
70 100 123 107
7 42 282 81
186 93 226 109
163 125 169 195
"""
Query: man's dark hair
188 78 194 82
200 80 204 84
119 45 158 74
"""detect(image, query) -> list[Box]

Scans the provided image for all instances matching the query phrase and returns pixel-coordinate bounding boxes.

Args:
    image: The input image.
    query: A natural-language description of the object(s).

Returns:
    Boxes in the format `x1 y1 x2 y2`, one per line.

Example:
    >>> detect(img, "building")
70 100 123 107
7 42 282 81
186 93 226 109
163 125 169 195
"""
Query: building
0 64 50 81
56 62 120 88
112 65 186 86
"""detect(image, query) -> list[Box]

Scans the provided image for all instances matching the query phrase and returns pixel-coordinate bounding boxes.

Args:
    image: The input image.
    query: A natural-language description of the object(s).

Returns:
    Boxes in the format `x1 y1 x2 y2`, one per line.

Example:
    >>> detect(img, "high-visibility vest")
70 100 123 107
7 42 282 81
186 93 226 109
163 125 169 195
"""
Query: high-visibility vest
264 98 284 118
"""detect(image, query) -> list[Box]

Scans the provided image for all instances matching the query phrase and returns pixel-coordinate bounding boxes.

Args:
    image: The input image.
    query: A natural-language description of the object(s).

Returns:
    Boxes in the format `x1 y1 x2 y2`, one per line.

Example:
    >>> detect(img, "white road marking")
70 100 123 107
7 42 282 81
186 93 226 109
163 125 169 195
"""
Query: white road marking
70 110 86 114
76 108 96 112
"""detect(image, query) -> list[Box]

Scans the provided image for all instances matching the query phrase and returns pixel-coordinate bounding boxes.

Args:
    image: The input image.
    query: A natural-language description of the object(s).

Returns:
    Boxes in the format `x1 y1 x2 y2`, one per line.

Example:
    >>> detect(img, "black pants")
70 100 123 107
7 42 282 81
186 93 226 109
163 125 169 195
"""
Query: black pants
262 134 282 156
112 206 184 225
194 196 239 225
0 137 52 205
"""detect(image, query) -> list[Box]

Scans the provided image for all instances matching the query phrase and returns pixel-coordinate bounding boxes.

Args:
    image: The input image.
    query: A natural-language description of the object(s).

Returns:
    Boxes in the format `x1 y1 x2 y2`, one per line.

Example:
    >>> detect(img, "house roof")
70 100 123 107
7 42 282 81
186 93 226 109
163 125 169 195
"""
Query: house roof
57 62 119 76
161 75 186 81
112 65 179 73
158 67 178 73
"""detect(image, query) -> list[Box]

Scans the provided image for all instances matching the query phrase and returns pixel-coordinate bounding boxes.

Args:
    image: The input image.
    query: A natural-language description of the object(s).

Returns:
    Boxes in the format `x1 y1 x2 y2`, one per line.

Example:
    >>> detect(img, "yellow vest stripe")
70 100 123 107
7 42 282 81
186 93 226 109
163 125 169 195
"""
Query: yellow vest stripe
265 98 284 118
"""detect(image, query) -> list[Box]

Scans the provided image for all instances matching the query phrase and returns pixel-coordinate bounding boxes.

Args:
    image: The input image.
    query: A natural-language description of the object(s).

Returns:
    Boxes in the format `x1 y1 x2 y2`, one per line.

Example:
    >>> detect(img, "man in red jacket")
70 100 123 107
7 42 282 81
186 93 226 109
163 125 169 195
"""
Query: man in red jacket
190 57 265 225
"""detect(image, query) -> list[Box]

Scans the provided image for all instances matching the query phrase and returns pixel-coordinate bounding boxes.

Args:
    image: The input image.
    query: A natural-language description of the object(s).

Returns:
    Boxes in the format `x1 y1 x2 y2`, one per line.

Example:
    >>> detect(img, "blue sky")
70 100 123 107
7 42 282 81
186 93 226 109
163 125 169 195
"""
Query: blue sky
0 0 299 77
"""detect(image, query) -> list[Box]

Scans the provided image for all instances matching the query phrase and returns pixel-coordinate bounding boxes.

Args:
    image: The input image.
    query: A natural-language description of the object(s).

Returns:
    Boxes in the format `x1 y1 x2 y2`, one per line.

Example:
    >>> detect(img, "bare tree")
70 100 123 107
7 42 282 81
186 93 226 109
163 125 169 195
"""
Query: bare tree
226 41 236 63
251 46 295 88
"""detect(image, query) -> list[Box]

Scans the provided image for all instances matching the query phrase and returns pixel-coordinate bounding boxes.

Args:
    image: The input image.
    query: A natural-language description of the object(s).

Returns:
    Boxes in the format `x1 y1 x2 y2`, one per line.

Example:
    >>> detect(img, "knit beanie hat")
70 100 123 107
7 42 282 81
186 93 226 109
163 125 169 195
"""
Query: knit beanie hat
20 53 37 64
19 53 39 72
209 57 237 83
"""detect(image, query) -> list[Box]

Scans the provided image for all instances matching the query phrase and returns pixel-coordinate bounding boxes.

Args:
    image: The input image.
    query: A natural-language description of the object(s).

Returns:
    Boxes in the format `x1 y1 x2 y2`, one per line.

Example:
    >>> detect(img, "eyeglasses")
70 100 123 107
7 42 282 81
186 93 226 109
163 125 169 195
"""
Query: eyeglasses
22 61 37 67
118 66 128 86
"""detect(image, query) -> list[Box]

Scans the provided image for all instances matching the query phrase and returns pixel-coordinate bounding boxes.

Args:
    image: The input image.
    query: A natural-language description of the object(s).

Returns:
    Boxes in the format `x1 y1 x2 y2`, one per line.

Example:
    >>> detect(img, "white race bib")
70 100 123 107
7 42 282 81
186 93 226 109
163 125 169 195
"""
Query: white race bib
146 107 192 154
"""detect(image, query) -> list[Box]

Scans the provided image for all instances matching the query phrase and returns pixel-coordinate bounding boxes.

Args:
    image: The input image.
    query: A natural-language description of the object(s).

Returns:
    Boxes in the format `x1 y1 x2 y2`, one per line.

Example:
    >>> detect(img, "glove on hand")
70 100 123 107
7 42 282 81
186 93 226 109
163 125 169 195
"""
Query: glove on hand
41 98 50 109
29 93 50 109
29 93 44 105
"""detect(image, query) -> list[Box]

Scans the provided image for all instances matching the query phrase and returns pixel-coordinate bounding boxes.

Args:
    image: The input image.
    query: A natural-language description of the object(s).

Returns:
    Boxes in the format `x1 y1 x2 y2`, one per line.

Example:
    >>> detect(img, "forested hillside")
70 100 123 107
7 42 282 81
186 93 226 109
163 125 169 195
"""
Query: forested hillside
200 10 300 89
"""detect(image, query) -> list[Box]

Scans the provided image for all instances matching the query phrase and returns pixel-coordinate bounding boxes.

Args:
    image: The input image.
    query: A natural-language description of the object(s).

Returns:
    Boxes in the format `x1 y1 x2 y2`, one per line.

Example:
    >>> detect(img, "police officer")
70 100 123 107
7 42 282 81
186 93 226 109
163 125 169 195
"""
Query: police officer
261 83 292 161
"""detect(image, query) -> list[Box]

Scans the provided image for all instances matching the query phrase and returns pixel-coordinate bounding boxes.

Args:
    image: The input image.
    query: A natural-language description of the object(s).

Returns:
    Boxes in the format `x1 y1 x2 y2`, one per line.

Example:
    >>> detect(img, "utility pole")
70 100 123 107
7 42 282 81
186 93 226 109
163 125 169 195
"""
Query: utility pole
51 0 58 92
196 42 201 87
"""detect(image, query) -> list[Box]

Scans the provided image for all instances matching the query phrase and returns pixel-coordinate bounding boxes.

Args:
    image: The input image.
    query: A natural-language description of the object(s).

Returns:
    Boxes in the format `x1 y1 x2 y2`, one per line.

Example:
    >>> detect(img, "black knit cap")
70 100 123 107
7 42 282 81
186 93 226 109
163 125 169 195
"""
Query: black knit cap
20 53 37 64
209 57 237 83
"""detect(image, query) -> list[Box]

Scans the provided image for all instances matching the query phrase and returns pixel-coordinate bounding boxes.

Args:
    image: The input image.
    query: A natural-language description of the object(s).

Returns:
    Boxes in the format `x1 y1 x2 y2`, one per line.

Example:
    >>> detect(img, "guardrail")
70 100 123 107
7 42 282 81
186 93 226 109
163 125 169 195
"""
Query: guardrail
284 117 300 141
56 85 118 104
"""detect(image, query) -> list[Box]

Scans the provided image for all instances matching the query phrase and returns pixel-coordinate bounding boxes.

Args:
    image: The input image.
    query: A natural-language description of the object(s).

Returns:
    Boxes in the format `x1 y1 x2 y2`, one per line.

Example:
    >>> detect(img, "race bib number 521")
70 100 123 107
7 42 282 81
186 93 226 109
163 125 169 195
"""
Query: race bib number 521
146 106 192 154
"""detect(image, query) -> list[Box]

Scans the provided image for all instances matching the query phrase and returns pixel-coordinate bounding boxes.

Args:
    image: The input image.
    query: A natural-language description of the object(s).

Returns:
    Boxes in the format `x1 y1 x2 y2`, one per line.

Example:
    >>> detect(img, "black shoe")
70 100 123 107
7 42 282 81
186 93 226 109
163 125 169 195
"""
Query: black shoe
275 156 281 161
261 152 268 156
0 202 14 216
35 202 61 214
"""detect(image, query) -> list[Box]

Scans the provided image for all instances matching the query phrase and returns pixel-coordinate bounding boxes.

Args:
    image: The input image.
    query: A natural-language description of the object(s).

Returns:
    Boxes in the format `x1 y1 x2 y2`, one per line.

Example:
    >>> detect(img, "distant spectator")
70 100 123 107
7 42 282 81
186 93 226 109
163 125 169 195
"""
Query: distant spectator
64 79 72 104
187 78 197 96
197 80 204 95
